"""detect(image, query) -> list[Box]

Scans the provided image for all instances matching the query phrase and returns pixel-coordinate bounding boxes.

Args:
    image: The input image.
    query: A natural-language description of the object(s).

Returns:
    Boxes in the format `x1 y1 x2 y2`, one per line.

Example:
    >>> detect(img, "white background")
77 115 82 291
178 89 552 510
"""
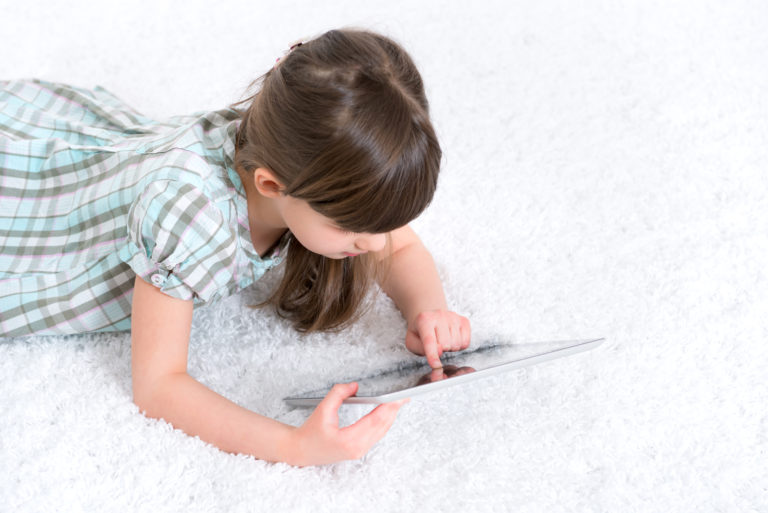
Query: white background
1 1 767 511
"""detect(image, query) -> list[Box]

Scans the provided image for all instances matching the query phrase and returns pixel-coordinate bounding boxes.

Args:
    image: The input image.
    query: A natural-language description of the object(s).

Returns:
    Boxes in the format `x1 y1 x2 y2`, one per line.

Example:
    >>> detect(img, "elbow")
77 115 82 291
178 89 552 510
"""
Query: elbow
132 388 155 417
131 372 185 419
131 377 164 418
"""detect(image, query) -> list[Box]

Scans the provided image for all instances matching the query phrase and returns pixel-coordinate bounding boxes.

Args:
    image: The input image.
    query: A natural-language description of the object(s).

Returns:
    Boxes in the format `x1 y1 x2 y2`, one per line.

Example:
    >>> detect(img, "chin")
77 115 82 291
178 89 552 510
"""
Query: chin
314 252 347 260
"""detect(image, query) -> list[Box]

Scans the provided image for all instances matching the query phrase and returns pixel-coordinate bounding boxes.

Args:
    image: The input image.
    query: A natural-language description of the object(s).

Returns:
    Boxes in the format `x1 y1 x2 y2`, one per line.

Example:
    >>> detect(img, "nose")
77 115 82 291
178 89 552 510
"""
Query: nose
355 233 387 253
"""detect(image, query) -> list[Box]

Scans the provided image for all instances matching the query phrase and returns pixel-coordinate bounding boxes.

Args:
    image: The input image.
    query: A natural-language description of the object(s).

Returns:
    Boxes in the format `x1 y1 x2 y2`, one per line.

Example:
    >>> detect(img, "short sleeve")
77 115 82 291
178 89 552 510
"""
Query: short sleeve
118 179 238 303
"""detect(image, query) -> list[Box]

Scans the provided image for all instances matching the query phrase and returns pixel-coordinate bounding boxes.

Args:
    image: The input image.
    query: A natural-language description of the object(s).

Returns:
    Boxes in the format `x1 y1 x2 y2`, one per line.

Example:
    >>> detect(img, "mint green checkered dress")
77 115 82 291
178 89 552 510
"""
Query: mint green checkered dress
0 79 286 337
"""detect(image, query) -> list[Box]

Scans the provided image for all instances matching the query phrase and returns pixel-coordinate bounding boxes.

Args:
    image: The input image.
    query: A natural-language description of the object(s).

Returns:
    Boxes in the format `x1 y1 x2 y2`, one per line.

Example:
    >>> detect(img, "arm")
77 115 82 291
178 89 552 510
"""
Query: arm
376 226 471 368
131 275 406 466
131 275 296 461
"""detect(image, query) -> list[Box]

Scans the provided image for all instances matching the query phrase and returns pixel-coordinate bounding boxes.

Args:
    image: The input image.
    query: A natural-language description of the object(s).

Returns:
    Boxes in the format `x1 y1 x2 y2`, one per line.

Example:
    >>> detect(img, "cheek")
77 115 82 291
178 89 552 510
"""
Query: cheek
296 229 326 251
280 200 350 255
291 224 344 254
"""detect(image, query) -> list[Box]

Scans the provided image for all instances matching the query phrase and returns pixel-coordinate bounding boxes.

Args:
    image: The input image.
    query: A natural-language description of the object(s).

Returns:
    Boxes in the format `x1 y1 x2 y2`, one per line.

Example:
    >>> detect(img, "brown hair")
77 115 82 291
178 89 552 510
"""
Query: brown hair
231 28 441 332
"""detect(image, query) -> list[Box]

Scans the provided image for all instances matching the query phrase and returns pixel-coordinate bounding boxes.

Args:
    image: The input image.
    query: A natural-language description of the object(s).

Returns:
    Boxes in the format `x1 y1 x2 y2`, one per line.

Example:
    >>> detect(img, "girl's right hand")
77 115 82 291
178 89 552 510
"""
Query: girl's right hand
287 382 409 466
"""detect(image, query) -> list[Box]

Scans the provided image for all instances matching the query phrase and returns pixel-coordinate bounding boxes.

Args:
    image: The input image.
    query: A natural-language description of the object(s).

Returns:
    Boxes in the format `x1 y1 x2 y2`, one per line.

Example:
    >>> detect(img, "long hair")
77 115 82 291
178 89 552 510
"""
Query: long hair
231 28 441 332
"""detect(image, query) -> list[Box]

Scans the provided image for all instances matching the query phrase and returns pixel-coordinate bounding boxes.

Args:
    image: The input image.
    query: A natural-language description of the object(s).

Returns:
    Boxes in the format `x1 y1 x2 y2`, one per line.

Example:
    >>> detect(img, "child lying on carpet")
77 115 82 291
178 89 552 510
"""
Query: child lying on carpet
0 28 470 465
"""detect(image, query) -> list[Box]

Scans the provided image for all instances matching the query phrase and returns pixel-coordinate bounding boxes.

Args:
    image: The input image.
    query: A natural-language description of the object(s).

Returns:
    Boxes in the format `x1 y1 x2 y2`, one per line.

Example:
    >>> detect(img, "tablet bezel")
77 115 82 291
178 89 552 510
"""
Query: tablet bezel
284 337 604 407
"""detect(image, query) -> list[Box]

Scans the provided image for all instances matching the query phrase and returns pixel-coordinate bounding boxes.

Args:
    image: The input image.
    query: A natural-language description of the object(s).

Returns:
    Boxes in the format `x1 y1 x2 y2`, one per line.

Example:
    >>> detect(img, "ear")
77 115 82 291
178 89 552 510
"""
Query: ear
252 167 285 198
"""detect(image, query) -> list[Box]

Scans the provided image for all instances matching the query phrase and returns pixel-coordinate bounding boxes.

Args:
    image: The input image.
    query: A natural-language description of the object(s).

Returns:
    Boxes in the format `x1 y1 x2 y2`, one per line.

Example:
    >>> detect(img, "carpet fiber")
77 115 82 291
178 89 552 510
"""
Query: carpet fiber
1 0 766 511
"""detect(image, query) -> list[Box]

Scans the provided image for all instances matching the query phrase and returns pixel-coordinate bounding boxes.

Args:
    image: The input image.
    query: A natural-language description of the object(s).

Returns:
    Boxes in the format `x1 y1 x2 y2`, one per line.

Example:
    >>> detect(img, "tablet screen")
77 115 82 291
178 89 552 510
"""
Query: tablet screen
285 338 603 405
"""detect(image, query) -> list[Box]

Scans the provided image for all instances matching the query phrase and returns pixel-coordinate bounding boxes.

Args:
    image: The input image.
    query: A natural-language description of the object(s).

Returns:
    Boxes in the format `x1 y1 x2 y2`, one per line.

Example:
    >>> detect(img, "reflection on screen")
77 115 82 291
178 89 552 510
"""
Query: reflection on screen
293 339 589 399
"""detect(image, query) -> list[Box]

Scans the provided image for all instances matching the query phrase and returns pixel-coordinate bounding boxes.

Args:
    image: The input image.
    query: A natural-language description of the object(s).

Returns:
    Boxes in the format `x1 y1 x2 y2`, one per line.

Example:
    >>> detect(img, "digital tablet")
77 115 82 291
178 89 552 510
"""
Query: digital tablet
284 337 604 407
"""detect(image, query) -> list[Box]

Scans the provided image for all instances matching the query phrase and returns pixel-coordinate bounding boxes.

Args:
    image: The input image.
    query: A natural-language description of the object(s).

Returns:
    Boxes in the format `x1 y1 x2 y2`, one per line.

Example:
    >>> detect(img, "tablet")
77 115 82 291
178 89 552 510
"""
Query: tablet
284 337 604 406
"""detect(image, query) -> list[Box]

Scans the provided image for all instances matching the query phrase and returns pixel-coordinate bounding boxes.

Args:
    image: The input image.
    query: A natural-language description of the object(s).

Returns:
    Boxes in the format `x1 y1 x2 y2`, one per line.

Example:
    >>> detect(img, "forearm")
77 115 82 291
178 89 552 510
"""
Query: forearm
130 276 298 464
130 277 406 467
379 238 447 325
135 372 297 463
377 227 471 367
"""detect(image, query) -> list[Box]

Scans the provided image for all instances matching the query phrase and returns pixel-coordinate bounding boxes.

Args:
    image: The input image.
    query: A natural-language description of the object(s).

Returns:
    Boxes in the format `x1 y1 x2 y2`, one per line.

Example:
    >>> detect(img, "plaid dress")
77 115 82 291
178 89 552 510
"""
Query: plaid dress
0 79 286 337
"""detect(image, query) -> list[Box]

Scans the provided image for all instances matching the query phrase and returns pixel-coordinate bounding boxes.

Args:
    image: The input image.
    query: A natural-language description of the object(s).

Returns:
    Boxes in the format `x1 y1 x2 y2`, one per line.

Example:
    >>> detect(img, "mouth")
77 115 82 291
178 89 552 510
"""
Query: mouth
343 252 363 257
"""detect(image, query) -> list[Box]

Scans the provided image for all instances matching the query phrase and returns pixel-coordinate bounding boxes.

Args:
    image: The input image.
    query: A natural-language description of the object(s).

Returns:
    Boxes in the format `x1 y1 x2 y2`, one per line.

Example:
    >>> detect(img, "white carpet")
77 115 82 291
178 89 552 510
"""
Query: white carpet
1 0 766 511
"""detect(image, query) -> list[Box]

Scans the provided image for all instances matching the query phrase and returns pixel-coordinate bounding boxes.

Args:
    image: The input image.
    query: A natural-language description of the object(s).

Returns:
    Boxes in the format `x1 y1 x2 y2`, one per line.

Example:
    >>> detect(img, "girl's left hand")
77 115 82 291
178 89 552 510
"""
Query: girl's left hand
405 310 471 369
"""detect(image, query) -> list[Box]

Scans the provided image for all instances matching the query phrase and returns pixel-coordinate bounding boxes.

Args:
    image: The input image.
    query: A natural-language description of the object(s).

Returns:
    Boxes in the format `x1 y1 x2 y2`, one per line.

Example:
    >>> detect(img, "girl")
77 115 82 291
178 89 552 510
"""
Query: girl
0 29 471 466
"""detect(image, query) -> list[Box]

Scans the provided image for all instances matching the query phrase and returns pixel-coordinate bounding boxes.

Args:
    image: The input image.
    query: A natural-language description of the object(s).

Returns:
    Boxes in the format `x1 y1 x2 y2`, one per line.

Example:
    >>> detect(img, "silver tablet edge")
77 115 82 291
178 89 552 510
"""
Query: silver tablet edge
284 337 605 407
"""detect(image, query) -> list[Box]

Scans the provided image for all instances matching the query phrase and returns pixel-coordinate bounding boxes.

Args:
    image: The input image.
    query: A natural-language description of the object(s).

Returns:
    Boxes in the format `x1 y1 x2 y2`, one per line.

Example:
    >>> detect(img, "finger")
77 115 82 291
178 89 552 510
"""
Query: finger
449 318 464 351
429 367 446 382
460 317 471 349
341 399 408 448
450 327 462 351
421 328 442 369
415 320 441 368
405 329 421 354
317 382 358 423
435 321 454 352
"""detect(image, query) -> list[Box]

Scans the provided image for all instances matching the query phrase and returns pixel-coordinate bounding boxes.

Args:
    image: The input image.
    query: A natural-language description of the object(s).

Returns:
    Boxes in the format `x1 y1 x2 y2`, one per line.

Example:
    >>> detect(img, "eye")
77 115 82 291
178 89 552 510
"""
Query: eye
333 224 354 235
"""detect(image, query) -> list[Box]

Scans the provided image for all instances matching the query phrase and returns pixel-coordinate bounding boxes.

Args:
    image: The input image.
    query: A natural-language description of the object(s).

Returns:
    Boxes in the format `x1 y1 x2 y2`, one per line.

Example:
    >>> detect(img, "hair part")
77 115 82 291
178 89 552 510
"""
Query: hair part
231 28 441 332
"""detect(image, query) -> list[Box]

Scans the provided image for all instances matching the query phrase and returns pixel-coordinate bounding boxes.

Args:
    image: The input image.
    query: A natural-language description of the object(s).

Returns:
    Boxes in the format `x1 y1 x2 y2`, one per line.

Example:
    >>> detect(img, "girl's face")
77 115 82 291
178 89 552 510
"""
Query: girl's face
276 195 387 259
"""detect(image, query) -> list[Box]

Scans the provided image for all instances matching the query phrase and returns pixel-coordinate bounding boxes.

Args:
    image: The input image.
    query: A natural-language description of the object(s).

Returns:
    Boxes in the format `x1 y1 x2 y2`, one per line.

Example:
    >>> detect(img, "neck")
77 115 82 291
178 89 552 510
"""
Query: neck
239 170 288 255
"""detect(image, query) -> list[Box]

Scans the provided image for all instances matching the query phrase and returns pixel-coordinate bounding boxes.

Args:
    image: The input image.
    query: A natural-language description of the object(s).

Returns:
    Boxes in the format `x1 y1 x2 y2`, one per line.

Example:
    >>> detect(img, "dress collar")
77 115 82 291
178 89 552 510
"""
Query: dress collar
224 119 246 196
222 121 288 266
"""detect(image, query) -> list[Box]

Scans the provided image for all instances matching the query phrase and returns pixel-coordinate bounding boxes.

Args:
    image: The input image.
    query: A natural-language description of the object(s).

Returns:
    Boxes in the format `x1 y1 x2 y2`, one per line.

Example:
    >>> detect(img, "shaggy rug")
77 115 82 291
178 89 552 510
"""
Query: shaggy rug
1 0 766 511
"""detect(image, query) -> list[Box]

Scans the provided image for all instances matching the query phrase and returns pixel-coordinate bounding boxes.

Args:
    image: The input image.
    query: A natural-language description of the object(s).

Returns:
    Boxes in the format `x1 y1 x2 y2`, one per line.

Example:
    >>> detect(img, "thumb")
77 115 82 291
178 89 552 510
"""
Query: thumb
319 382 358 413
405 329 422 354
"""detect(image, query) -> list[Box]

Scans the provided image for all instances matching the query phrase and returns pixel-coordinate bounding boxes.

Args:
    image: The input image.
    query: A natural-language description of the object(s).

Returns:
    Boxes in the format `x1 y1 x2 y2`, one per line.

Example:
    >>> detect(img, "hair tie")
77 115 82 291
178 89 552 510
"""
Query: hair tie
275 41 305 67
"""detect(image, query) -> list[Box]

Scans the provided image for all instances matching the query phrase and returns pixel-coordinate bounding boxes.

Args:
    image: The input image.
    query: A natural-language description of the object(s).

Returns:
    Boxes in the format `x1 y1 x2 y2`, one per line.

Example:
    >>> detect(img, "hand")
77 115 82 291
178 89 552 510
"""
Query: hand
287 382 408 466
405 310 471 369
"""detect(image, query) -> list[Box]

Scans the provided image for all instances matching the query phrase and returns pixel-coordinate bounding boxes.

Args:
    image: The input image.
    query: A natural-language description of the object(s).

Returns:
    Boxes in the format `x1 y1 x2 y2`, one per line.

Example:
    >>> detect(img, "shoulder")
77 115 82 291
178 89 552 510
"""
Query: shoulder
127 179 236 264
129 179 217 230
374 224 422 260
121 178 240 303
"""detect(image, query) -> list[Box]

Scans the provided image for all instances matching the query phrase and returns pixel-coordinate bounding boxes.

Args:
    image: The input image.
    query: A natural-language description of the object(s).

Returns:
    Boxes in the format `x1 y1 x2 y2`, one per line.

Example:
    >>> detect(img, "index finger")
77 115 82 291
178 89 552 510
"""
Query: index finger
421 329 442 369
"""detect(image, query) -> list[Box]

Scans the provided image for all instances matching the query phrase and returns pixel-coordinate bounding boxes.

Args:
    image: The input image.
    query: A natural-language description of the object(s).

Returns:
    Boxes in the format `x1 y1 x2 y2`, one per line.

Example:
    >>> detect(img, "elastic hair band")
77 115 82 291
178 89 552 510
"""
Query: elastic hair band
275 41 305 66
